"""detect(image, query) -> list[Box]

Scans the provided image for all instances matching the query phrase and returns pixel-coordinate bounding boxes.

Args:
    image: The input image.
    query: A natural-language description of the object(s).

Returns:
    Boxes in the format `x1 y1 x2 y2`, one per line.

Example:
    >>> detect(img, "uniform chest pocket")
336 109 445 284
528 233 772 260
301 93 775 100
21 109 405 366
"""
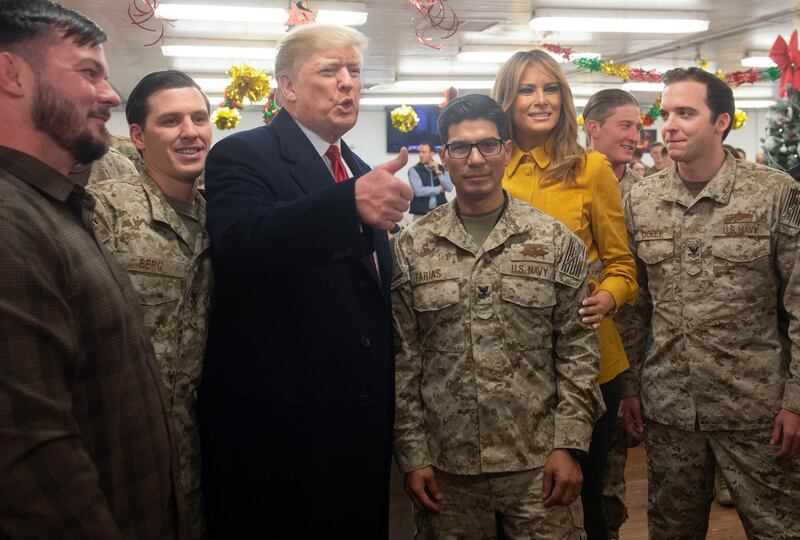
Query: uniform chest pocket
499 273 556 350
412 279 460 312
711 235 770 263
635 228 675 264
115 252 186 306
411 277 464 352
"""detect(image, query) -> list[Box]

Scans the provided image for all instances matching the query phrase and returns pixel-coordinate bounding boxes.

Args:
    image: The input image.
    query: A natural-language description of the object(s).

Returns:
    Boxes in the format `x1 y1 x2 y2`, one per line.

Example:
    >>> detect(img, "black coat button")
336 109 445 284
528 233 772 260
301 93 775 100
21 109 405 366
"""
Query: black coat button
360 335 371 347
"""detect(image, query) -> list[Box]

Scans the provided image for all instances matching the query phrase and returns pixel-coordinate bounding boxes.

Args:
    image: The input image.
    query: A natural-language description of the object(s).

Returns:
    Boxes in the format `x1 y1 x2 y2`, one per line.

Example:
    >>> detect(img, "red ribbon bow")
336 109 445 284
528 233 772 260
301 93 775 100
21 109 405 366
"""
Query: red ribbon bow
769 30 800 97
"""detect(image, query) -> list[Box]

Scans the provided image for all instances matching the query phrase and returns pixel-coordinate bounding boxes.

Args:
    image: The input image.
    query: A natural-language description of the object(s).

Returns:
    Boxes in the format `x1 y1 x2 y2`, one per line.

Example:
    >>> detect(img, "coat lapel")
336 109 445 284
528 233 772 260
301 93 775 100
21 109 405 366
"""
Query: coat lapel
274 110 386 293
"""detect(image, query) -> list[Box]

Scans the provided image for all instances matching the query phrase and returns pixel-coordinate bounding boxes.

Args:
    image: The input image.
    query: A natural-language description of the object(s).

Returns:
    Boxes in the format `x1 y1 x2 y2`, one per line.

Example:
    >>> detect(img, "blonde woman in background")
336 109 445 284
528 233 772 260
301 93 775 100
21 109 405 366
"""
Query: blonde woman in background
492 50 638 540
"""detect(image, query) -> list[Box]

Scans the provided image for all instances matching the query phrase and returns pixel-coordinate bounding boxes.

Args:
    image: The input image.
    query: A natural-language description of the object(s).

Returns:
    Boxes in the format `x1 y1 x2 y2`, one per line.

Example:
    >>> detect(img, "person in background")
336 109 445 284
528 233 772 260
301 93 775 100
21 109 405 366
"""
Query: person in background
582 88 645 539
0 1 184 537
631 160 647 176
645 141 667 175
408 140 453 219
660 145 674 168
393 93 603 539
620 67 800 540
88 69 213 539
492 49 638 540
199 24 412 539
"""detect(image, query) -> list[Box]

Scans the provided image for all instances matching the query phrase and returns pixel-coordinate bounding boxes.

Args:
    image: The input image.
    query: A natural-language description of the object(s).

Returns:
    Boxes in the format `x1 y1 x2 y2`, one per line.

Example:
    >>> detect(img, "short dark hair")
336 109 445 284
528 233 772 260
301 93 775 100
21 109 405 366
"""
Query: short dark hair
662 67 735 141
438 94 510 143
0 0 106 60
662 146 669 157
649 141 664 150
633 147 643 159
418 141 433 151
126 70 210 127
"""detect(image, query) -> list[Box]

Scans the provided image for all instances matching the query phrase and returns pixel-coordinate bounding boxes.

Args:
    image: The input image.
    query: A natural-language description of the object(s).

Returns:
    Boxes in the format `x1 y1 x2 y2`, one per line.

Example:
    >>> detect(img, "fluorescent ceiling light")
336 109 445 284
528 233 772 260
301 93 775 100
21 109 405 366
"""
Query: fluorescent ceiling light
530 9 709 34
741 54 777 68
456 50 515 63
457 47 600 64
736 100 776 109
573 98 588 107
373 80 495 92
569 84 622 96
360 97 445 106
162 45 276 59
733 86 774 99
206 95 269 105
170 57 275 72
196 77 278 93
156 4 367 25
622 82 665 92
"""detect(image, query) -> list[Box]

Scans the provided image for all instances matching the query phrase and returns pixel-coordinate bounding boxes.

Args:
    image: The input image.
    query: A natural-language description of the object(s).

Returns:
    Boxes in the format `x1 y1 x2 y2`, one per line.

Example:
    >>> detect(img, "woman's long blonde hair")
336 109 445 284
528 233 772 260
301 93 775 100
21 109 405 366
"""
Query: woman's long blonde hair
491 50 585 183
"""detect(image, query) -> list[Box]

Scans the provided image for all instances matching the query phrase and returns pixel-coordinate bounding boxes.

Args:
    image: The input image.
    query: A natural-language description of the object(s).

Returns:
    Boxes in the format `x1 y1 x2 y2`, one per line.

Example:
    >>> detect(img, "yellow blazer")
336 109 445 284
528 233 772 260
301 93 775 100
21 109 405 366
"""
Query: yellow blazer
503 141 638 384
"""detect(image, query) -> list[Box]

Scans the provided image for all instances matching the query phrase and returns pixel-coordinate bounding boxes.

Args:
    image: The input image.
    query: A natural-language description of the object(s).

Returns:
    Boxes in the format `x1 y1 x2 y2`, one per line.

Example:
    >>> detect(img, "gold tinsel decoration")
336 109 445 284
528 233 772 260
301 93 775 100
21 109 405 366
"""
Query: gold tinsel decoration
577 114 584 127
224 64 272 109
733 109 747 130
212 107 241 130
391 105 419 133
600 61 630 80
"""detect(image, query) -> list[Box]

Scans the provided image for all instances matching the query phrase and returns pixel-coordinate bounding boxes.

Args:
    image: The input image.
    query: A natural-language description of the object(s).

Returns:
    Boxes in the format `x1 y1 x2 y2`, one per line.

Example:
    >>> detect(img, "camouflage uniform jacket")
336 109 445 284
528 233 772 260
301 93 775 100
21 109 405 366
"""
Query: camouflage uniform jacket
618 164 641 200
88 172 212 500
621 154 800 431
391 196 604 475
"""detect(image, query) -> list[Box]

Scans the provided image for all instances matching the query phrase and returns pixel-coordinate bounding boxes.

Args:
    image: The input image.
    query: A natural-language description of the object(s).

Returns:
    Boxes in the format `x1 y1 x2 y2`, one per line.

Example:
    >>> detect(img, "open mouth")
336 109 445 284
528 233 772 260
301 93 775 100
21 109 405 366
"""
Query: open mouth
175 146 204 156
528 112 551 120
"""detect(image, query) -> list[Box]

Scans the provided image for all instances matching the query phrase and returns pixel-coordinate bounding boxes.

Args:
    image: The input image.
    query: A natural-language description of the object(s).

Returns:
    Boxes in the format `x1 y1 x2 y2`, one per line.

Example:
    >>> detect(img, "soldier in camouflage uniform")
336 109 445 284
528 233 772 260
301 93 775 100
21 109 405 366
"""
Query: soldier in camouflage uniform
392 94 604 539
68 146 137 185
110 132 144 172
583 88 644 540
619 67 800 540
88 71 212 539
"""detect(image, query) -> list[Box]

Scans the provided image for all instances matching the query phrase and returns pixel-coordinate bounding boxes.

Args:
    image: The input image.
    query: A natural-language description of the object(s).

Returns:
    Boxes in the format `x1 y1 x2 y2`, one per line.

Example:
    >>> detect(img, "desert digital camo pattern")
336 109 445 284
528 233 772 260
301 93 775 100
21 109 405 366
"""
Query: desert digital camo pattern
645 421 800 540
89 173 212 539
109 133 144 173
414 467 587 540
391 196 604 476
618 164 641 201
620 154 800 430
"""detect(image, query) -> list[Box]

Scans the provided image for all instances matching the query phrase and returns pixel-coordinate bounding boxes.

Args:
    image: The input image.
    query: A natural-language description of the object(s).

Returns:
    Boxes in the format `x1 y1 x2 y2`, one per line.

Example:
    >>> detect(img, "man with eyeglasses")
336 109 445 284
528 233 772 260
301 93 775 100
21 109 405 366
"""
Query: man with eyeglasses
391 94 604 538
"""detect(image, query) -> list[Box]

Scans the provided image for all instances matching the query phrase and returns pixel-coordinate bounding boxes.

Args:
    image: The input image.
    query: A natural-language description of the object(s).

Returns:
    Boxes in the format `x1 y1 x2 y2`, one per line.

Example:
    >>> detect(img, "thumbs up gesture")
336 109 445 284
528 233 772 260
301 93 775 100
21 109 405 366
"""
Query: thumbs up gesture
355 147 413 230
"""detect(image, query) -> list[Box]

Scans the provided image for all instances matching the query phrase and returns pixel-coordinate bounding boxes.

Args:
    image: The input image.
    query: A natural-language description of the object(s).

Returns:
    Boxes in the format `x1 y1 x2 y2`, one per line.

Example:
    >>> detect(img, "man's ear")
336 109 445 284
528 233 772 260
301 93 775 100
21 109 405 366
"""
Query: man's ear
0 52 27 98
278 73 296 105
716 112 732 135
129 124 146 152
585 119 601 140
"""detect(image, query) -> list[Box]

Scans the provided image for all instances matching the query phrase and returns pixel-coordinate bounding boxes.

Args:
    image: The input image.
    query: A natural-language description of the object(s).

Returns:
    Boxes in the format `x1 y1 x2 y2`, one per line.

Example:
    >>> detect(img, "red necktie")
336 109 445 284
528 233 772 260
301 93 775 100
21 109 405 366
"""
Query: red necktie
325 145 348 183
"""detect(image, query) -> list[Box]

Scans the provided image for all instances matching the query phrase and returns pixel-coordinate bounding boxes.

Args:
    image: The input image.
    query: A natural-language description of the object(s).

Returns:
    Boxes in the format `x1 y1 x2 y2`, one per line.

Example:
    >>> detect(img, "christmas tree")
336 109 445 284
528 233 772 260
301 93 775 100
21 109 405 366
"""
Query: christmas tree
762 84 800 171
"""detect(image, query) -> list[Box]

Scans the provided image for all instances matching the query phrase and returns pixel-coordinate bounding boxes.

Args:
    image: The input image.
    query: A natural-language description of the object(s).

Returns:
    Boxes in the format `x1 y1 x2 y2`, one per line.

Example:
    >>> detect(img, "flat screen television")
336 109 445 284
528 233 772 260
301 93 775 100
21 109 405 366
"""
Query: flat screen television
385 105 442 153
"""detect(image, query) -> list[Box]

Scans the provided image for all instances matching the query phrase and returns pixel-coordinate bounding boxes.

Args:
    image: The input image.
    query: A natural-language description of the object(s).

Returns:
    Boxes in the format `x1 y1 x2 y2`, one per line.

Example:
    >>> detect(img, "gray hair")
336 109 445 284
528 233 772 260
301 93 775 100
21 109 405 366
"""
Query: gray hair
274 24 368 105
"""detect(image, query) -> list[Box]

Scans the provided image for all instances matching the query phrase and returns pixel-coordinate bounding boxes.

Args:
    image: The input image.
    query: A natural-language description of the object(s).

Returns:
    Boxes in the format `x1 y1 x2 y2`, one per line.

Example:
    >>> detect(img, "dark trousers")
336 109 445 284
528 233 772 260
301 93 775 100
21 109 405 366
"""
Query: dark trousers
578 375 621 540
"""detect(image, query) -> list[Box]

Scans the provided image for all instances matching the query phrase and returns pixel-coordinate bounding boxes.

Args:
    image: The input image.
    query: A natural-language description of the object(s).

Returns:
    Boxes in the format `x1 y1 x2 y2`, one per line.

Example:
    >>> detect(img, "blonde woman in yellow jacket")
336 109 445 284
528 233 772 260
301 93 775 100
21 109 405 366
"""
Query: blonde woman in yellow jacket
492 50 638 540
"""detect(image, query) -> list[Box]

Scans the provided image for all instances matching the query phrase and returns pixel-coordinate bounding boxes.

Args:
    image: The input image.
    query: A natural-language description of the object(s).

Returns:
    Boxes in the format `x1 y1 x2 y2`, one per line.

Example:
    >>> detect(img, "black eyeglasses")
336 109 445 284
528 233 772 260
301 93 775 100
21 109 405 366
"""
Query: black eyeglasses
445 138 504 159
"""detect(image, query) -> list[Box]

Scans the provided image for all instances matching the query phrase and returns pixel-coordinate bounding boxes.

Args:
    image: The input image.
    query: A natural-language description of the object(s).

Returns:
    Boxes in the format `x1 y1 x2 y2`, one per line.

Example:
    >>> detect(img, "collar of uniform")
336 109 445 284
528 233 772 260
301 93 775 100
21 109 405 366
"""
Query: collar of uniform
139 172 197 249
427 191 526 255
656 153 736 206
505 139 553 178
0 145 79 205
480 195 530 252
